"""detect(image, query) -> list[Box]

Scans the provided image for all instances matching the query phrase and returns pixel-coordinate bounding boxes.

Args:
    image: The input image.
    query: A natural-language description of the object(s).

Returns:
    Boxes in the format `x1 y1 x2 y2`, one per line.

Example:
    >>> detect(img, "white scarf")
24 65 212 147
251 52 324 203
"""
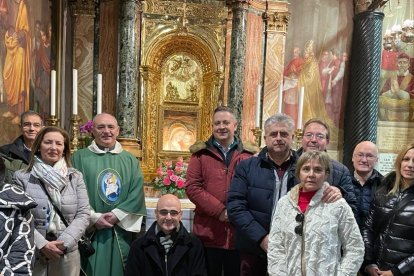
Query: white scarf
32 156 68 234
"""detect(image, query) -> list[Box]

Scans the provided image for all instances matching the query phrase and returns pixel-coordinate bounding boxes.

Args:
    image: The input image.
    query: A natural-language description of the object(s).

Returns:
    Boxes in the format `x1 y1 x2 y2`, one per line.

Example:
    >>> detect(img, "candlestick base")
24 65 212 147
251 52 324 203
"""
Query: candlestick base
251 127 263 148
294 129 303 150
70 115 81 153
45 115 59 126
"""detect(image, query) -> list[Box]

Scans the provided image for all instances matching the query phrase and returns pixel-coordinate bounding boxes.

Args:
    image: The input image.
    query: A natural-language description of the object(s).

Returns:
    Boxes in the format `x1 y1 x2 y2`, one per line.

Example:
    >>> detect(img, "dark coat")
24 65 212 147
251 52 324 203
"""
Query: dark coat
185 136 257 249
124 222 207 276
352 169 384 229
297 147 357 214
0 183 37 276
0 135 30 165
363 172 414 276
227 147 298 257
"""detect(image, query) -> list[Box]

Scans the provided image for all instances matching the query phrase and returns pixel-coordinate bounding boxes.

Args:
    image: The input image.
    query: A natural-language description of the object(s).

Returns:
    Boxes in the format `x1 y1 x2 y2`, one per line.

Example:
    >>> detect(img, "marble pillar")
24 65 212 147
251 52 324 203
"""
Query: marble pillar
343 11 384 169
228 1 248 132
117 0 141 138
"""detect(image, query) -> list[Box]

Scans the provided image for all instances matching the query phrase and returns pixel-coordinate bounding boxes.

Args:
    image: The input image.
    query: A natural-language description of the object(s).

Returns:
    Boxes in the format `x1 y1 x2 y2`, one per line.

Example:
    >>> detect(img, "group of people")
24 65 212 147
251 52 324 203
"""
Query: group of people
0 111 146 276
0 107 413 276
184 106 414 276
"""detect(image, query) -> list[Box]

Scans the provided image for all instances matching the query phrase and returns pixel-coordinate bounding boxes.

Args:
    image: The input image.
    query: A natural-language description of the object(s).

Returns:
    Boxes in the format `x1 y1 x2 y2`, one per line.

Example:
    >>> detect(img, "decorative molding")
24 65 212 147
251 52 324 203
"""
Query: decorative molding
266 11 290 33
69 0 97 17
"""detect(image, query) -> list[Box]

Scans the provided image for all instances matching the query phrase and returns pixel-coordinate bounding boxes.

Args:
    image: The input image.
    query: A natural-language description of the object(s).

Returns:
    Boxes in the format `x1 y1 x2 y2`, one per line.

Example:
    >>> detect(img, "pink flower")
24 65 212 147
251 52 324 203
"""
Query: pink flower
170 174 179 182
176 161 184 167
175 166 183 174
176 179 185 188
164 161 173 167
167 169 174 176
163 177 171 185
156 167 163 176
177 156 183 162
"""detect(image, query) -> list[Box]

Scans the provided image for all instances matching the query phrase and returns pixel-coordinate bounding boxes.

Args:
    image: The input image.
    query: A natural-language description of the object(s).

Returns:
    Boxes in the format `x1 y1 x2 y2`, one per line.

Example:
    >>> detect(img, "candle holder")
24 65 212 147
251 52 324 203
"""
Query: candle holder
45 115 59 126
70 115 81 153
294 129 303 150
251 127 263 148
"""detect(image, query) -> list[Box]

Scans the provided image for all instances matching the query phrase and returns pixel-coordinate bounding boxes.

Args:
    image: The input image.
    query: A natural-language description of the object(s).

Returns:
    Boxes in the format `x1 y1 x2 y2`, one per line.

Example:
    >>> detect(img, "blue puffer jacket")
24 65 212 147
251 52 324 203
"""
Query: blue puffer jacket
227 147 299 257
297 148 357 214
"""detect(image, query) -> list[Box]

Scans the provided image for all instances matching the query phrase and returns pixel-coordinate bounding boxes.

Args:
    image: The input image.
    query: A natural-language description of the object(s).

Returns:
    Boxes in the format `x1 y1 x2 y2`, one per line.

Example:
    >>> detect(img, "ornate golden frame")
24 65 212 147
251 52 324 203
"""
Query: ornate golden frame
140 33 221 182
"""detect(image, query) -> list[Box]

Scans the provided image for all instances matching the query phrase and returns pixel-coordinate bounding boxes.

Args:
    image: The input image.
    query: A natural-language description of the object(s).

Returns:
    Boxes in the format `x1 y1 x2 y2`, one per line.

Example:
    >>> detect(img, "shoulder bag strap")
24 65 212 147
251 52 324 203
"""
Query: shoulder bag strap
38 180 69 228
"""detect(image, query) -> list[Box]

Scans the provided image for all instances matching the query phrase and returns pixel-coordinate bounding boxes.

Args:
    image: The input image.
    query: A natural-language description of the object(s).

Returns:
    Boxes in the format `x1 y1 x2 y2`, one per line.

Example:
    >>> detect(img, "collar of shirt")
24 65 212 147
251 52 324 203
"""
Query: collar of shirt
213 137 238 155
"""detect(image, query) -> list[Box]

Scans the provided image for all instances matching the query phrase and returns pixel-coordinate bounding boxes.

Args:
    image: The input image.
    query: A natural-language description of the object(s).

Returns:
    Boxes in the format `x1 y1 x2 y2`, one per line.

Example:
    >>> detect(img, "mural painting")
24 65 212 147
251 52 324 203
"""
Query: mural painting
282 0 353 147
0 0 52 146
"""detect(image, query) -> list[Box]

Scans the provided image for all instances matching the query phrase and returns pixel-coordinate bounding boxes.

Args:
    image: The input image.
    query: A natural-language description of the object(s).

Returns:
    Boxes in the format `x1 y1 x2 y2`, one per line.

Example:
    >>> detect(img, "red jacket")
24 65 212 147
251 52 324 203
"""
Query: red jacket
185 137 257 249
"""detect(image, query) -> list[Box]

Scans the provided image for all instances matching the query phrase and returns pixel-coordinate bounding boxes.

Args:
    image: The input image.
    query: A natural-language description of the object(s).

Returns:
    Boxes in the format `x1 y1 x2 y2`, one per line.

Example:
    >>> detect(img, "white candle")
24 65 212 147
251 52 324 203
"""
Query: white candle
50 70 56 116
73 69 78 115
278 82 283 113
255 85 261 127
297 86 305 129
97 74 102 114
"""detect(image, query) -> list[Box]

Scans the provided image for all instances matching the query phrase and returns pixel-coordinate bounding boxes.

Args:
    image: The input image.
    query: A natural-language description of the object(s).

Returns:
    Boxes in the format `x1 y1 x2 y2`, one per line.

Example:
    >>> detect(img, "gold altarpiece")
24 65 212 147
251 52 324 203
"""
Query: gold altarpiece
139 1 227 182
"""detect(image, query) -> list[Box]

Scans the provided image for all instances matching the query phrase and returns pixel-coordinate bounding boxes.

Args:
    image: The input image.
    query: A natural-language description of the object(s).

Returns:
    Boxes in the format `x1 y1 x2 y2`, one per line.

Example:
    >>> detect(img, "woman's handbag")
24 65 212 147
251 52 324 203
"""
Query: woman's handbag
38 180 95 257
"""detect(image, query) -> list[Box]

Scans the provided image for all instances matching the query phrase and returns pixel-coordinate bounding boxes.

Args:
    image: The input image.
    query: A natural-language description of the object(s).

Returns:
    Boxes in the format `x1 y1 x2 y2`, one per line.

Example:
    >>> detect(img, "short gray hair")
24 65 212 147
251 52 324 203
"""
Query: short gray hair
264 113 295 133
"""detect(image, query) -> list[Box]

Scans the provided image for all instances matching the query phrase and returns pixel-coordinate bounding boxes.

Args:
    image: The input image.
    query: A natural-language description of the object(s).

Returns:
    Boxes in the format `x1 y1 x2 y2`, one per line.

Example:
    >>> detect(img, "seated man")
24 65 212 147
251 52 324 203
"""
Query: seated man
124 194 207 276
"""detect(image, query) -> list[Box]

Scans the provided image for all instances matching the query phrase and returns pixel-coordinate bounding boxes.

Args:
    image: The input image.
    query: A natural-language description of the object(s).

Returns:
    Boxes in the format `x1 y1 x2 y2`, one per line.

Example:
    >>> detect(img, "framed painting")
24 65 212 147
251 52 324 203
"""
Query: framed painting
0 0 55 146
159 106 199 152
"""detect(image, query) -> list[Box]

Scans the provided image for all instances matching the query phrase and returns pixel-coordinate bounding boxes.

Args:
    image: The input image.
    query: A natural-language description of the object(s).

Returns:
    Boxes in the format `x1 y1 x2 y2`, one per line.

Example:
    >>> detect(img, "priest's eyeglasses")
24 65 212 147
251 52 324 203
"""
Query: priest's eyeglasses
158 209 181 217
294 213 304 236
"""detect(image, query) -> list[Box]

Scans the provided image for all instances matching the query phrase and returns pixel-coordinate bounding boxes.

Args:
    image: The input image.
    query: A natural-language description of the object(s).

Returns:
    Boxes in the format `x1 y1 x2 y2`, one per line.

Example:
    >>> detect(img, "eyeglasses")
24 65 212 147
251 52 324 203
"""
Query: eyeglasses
353 153 377 161
158 209 181 217
22 122 42 129
303 132 326 141
294 213 304 236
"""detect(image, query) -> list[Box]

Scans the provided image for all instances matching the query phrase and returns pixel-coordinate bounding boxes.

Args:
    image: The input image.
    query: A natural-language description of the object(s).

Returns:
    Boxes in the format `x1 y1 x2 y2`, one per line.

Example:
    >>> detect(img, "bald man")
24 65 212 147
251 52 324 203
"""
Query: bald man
125 194 207 276
351 141 384 229
72 113 147 276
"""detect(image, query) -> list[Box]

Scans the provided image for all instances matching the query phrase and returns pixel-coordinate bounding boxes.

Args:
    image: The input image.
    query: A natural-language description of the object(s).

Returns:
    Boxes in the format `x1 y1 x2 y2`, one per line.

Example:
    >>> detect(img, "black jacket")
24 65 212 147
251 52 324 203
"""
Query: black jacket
352 169 384 229
0 135 30 165
363 172 414 276
297 147 357 214
227 147 298 257
124 222 207 276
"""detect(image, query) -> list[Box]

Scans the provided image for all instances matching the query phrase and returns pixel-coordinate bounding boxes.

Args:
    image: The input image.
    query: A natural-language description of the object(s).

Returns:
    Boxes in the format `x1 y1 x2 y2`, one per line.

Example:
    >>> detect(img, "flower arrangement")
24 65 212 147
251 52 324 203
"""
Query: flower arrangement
79 120 94 147
153 157 188 198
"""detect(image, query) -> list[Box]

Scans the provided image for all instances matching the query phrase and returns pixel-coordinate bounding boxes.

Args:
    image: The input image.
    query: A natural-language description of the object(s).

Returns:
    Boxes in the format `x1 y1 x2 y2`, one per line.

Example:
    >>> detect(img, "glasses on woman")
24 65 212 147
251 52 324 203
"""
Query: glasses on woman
158 209 181 217
295 213 304 236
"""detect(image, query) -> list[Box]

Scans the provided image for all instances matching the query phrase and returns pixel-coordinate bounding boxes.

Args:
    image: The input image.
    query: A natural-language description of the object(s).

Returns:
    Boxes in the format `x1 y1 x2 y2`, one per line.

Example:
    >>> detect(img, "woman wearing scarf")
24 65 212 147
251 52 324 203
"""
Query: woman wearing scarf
267 151 364 275
13 126 90 276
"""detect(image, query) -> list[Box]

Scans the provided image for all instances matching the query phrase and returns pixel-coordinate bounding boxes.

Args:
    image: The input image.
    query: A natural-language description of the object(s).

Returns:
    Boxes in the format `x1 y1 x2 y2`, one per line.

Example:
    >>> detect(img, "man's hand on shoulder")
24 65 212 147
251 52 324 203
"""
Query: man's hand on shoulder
321 185 342 203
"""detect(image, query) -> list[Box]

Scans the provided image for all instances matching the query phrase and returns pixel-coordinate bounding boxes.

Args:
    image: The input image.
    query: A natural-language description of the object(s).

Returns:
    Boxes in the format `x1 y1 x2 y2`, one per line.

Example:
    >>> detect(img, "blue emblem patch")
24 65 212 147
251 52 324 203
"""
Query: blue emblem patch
99 170 121 203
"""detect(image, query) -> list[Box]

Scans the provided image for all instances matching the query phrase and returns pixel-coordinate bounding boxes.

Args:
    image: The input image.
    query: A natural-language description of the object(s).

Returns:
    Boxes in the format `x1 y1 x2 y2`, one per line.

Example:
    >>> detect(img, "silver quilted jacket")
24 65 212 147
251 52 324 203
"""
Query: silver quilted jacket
13 168 90 253
268 183 364 276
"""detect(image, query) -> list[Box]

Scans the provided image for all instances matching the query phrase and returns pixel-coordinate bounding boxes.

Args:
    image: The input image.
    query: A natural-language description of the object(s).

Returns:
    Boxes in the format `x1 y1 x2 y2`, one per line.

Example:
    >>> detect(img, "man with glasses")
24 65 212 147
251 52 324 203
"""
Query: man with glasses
0 111 43 181
297 118 357 213
125 194 207 276
351 141 383 229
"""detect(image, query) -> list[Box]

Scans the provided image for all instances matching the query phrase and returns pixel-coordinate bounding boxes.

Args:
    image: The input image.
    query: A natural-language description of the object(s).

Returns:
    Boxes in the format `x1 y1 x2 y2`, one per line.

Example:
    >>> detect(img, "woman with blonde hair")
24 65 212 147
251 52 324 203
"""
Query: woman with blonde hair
363 143 414 276
268 151 364 275
13 126 90 276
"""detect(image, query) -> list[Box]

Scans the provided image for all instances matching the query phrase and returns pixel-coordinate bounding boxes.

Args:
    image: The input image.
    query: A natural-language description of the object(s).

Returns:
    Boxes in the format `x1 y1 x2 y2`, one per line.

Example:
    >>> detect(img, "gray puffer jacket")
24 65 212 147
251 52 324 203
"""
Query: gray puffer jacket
13 168 90 252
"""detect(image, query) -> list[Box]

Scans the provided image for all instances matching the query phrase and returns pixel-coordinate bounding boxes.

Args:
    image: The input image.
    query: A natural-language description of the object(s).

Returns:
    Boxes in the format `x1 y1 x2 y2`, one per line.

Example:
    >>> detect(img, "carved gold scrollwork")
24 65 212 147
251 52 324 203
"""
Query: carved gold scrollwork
267 11 290 33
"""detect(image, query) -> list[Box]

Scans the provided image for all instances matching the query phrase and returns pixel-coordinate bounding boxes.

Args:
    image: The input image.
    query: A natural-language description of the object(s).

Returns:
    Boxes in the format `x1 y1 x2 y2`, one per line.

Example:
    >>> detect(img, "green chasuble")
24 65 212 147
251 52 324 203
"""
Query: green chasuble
72 148 146 276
